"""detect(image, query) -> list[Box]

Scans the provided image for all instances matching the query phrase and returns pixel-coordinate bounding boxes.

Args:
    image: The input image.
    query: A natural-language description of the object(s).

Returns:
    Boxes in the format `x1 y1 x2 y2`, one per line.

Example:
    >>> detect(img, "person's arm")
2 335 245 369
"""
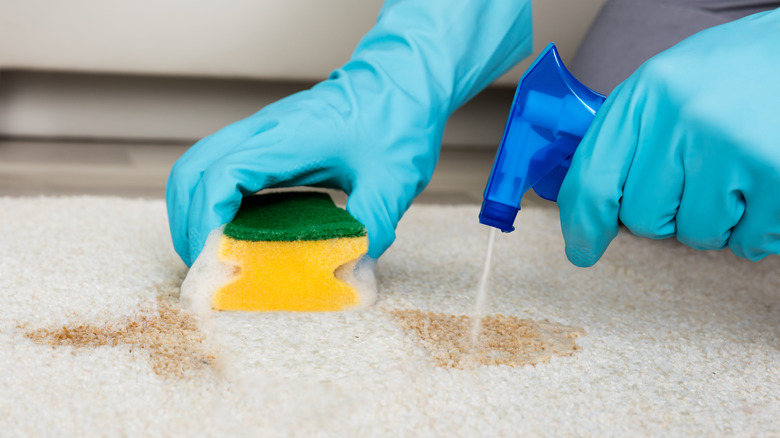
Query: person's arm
558 8 780 266
167 0 533 266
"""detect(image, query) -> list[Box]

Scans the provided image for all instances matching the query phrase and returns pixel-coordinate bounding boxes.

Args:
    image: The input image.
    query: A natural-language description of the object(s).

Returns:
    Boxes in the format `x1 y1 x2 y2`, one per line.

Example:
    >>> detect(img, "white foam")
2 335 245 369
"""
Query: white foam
335 255 378 310
180 226 235 317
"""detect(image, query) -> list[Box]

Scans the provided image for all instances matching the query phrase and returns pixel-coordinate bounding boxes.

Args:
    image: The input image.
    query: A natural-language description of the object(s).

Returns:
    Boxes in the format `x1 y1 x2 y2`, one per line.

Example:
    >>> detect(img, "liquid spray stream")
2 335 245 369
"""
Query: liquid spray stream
470 227 497 347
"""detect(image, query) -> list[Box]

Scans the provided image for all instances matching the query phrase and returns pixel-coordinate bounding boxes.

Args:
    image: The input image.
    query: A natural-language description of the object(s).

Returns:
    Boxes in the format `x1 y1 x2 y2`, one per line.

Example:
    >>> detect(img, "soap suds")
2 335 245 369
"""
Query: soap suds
180 225 235 317
390 309 584 369
25 297 216 379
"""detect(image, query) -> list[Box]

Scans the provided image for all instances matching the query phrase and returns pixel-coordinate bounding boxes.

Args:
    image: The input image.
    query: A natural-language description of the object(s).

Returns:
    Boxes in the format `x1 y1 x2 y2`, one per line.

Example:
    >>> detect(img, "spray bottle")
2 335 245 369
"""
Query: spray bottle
479 43 606 232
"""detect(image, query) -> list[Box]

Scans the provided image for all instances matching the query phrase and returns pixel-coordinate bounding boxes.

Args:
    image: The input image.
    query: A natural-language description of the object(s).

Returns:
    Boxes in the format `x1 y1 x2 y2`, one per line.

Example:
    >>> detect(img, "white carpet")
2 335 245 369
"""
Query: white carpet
1 196 779 437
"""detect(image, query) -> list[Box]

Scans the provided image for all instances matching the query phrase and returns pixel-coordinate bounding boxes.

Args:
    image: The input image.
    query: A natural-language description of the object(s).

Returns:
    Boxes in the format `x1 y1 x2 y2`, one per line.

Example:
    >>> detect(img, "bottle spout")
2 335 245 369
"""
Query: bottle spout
479 199 518 232
479 43 606 231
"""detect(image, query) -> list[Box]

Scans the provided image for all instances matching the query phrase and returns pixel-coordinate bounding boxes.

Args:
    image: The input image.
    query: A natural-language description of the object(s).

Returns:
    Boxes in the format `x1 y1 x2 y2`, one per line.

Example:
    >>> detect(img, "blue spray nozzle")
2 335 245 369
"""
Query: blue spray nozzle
479 43 606 232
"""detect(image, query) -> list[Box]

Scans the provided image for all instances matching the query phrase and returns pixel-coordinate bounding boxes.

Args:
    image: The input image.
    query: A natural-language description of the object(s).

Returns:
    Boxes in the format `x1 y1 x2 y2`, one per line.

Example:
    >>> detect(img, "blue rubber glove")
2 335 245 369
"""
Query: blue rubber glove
167 0 532 266
558 9 780 267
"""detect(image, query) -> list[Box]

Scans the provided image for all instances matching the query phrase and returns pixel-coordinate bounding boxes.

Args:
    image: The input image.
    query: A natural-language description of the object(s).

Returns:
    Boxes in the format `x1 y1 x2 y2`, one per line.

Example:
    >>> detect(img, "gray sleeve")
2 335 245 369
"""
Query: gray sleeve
570 0 780 95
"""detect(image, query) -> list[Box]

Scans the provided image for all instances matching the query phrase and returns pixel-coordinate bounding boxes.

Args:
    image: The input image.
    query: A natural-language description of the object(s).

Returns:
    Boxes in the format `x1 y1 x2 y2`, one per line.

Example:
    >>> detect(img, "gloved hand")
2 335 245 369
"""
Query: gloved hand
558 9 780 267
167 0 532 266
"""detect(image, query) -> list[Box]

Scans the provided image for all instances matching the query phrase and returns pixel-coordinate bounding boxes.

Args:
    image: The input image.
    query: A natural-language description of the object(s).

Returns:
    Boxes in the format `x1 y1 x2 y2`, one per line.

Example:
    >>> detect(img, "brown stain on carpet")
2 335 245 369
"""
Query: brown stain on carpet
25 297 216 379
390 309 584 369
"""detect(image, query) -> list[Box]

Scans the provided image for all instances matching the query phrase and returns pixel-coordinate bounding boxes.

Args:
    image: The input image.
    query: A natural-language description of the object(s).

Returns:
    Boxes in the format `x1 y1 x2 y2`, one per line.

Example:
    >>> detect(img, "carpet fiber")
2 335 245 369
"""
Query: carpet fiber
1 196 779 437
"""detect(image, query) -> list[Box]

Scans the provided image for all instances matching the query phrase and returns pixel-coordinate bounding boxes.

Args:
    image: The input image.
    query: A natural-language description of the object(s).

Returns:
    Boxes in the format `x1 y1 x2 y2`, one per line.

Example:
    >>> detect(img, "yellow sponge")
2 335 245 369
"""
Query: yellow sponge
214 236 368 311
207 192 374 312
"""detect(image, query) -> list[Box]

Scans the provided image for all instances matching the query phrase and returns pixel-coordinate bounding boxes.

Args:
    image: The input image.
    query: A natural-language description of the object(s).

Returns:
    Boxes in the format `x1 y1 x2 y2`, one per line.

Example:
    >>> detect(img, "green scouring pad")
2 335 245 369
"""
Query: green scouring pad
223 191 366 242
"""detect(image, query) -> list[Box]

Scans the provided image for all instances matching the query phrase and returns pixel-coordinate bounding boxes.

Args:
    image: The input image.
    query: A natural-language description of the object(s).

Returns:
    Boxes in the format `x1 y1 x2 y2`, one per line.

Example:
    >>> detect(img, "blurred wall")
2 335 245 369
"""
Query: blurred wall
0 0 608 145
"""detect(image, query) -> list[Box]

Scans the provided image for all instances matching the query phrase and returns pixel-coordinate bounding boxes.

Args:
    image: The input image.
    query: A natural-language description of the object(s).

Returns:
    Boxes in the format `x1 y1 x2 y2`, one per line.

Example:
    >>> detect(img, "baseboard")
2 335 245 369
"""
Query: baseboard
0 70 515 149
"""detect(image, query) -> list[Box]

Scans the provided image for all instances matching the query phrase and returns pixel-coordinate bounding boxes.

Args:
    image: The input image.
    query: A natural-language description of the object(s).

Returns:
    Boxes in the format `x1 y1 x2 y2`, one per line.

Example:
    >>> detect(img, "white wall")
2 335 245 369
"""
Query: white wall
0 0 607 85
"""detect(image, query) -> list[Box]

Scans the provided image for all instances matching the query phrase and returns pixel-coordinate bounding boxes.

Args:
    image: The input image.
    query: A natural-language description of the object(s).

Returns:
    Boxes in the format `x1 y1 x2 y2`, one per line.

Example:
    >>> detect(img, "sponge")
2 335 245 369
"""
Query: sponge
184 191 376 312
